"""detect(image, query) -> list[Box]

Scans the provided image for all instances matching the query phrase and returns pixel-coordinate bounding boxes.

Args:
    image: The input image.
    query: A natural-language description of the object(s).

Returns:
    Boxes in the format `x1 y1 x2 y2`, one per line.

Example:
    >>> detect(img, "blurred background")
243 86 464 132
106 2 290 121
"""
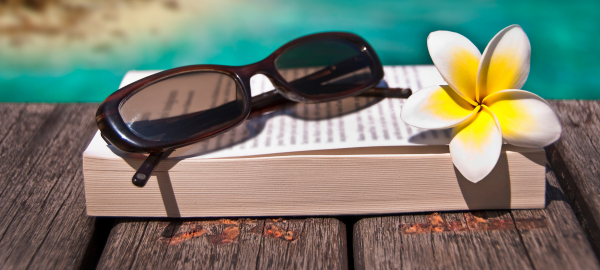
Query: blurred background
0 0 598 102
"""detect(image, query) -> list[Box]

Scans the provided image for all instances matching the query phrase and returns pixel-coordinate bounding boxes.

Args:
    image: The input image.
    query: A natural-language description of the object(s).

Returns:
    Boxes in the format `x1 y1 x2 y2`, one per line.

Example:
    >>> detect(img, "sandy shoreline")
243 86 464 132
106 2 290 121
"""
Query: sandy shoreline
0 0 204 68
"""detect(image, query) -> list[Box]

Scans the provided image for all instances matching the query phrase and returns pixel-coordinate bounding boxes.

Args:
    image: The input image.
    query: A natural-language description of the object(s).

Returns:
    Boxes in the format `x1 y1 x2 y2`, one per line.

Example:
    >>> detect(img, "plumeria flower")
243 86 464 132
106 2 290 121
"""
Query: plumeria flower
401 25 562 182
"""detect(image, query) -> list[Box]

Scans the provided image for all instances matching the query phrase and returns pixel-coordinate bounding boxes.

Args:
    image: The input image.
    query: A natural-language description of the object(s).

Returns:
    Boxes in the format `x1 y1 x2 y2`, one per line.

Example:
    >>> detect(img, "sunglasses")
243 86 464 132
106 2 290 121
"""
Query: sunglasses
96 32 412 187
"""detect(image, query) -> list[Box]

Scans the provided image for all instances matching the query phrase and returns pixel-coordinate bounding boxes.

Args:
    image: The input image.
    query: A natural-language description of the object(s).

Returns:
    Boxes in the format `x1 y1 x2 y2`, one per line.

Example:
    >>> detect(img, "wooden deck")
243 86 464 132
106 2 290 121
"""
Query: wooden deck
0 101 599 269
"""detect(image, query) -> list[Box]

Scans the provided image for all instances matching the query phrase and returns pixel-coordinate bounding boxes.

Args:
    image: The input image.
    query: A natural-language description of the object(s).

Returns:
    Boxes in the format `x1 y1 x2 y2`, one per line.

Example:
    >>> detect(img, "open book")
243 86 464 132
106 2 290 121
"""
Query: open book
83 66 546 217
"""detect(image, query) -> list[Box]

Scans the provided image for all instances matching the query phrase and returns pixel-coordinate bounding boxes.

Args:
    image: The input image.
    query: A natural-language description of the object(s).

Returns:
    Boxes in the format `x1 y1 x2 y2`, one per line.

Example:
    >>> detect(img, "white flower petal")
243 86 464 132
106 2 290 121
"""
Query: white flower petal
401 85 476 129
450 106 503 182
428 31 481 104
483 89 562 148
477 25 531 100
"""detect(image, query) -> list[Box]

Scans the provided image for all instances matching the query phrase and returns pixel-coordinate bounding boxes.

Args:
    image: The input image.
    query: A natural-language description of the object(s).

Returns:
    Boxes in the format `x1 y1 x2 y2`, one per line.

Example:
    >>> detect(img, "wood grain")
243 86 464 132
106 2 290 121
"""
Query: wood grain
510 163 599 269
0 104 105 269
353 123 600 270
97 217 347 269
354 210 537 269
546 100 600 256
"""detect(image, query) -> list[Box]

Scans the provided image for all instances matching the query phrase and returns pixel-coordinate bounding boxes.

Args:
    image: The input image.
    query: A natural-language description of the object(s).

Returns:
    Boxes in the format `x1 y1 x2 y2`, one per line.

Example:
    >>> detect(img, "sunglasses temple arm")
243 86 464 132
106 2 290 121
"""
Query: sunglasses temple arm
249 90 288 116
249 86 412 117
132 150 173 187
361 86 412 98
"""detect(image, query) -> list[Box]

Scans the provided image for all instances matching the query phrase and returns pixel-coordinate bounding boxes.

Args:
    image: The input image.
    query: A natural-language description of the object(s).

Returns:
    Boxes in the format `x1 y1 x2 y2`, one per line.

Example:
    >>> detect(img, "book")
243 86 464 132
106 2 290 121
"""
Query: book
83 66 546 217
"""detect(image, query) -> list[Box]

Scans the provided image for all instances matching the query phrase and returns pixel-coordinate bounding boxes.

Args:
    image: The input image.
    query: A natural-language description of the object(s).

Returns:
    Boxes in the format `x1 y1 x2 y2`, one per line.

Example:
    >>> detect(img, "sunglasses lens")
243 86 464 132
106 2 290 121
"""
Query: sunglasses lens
119 71 245 143
274 39 375 99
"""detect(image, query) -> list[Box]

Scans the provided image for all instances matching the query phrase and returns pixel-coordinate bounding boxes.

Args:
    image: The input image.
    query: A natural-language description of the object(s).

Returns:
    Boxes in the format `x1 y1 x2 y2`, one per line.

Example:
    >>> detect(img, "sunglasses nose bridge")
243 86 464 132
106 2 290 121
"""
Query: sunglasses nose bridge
229 64 283 103
234 66 302 104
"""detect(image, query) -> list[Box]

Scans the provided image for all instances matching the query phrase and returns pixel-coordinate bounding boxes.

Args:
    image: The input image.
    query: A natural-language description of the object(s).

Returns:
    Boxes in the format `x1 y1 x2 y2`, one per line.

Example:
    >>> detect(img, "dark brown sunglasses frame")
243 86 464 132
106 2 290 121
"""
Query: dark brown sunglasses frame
96 31 411 187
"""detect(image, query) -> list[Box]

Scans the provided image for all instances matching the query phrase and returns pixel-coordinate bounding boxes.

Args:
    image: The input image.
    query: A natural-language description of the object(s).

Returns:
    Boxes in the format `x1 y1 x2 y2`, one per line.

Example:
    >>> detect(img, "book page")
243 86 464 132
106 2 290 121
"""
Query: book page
109 66 449 159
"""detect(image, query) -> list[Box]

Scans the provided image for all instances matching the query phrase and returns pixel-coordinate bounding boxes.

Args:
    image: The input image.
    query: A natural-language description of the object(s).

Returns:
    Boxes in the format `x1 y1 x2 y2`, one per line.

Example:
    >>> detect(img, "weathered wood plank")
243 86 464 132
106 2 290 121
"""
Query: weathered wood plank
546 100 600 256
0 104 59 239
0 104 105 269
434 211 531 269
97 217 347 269
0 103 26 145
510 164 599 269
354 190 597 270
354 209 533 269
0 104 57 196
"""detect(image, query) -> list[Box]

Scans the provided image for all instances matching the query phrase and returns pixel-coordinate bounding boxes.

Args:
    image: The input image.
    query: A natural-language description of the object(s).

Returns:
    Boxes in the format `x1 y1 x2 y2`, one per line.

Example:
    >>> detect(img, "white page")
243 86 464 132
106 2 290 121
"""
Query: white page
108 65 449 159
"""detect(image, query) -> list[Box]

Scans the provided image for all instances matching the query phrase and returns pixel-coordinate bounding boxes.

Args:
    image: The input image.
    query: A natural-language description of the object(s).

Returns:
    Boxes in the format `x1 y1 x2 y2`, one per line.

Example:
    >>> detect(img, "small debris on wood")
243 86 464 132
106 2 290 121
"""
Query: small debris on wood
158 218 301 245
262 224 299 242
159 225 207 245
208 226 240 245
400 212 547 234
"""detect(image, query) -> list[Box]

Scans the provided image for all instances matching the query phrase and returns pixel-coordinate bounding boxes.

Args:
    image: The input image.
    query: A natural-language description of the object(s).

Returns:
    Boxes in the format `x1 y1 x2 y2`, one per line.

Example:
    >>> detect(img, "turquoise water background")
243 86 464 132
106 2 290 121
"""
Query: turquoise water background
1 0 599 102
